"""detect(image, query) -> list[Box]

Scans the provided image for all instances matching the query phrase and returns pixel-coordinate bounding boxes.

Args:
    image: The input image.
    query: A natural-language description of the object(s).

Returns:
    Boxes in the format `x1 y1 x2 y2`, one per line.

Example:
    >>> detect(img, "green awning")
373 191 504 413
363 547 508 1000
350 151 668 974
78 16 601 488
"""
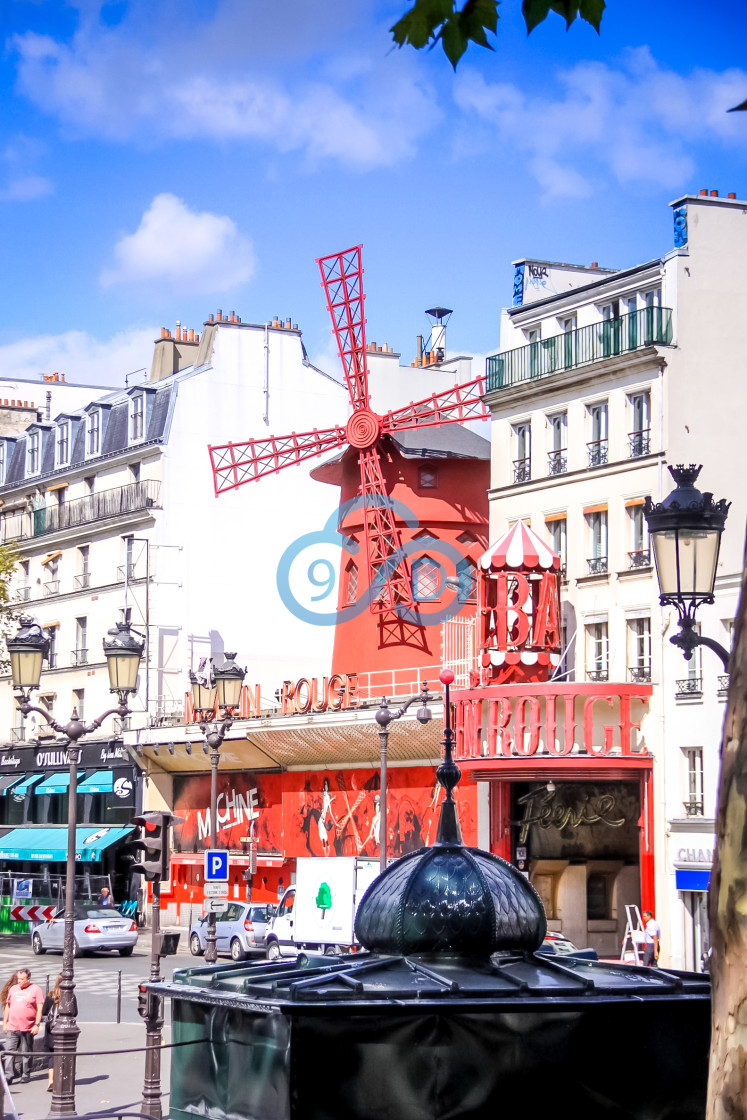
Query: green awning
77 770 113 794
35 772 72 795
0 826 134 862
11 774 43 797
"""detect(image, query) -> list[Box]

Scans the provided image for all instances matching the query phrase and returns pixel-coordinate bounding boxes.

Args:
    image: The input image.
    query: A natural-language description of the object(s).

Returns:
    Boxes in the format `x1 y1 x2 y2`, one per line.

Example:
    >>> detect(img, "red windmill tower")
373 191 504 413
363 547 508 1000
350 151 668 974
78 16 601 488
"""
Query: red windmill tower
209 246 490 673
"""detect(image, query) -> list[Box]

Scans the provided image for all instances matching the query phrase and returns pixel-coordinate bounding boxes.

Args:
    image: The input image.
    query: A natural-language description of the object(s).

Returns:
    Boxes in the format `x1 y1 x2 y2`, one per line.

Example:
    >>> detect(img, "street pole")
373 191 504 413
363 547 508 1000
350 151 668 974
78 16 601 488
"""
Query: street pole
378 727 389 875
49 746 81 1119
140 880 163 1120
204 743 220 965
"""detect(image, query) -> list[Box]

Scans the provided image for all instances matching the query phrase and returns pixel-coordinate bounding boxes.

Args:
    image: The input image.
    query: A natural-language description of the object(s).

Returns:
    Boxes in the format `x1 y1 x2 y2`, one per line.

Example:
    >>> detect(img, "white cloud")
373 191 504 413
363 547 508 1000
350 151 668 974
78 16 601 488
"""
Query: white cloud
454 48 747 198
0 326 156 387
0 175 53 202
100 193 256 295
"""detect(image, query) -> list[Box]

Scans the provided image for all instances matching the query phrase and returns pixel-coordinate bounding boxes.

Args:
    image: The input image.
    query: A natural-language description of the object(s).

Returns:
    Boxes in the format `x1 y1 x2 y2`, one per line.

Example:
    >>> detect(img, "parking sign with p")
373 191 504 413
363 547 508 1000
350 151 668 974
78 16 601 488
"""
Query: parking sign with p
204 849 229 882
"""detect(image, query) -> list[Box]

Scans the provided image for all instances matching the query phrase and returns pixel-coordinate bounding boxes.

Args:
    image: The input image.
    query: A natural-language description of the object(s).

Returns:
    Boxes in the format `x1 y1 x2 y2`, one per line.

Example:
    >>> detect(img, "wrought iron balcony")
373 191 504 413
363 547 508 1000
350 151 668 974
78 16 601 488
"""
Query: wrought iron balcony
676 677 703 697
547 449 567 476
0 479 161 543
44 653 58 670
587 439 608 468
43 580 60 598
628 549 651 569
112 715 132 735
587 556 608 576
74 573 91 590
587 669 609 683
683 800 704 818
71 648 88 667
628 666 652 684
628 428 651 458
117 563 136 583
717 674 730 697
513 457 531 484
559 563 568 580
486 306 674 392
16 585 30 602
10 727 25 743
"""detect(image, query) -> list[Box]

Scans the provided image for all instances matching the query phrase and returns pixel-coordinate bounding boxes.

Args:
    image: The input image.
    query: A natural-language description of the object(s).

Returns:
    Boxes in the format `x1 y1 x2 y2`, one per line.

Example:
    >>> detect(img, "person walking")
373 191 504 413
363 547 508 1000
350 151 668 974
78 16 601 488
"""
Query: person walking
41 975 69 1092
2 968 44 1083
642 909 661 967
98 886 113 907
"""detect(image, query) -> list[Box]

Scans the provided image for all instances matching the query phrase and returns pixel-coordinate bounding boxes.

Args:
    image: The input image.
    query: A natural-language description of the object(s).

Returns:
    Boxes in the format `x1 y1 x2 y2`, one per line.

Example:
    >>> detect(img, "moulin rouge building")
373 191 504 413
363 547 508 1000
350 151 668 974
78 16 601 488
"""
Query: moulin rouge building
130 247 657 960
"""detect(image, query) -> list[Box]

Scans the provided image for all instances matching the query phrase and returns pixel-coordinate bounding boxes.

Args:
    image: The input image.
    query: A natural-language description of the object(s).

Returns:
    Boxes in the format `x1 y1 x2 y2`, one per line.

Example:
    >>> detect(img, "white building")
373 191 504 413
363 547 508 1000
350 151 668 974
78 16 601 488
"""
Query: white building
484 189 746 969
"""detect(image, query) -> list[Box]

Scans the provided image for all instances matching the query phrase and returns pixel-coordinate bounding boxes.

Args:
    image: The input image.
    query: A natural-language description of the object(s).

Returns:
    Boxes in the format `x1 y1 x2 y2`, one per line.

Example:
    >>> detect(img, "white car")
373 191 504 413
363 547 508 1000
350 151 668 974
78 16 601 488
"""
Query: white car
31 904 138 957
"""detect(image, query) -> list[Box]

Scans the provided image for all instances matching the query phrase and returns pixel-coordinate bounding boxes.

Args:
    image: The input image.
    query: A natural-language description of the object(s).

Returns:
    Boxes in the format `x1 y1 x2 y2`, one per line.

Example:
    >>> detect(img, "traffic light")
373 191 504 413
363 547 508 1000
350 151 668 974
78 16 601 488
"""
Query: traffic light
127 811 174 882
137 983 158 1019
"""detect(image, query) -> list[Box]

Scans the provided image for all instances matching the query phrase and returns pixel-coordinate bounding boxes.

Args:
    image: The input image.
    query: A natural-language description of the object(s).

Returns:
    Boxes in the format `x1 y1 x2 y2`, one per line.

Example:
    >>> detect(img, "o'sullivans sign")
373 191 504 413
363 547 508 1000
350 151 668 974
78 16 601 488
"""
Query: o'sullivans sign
453 682 652 760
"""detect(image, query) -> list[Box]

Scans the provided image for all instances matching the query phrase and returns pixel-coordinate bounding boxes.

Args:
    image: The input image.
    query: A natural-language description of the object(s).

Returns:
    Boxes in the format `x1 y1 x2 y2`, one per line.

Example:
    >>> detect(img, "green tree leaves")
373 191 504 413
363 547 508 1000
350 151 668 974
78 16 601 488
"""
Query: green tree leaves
390 0 604 68
0 544 18 675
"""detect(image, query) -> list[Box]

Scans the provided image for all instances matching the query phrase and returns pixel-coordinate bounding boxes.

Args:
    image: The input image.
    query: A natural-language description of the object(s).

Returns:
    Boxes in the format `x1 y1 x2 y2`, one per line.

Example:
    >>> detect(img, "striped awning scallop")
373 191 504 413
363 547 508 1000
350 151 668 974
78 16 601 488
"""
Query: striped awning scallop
480 522 560 572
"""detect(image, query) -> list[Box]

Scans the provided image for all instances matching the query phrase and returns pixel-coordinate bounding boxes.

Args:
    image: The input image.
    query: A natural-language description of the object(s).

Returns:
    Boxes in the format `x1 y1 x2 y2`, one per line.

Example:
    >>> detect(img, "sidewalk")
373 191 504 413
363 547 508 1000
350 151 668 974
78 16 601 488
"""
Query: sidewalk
3 1022 170 1119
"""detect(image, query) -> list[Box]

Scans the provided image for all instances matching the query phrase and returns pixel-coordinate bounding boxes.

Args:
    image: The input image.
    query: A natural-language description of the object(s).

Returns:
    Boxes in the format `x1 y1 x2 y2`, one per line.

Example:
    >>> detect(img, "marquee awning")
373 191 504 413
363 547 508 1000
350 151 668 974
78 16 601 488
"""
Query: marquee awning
480 522 559 572
0 825 133 862
675 868 711 892
77 770 113 794
35 772 72 795
12 774 43 797
0 775 23 796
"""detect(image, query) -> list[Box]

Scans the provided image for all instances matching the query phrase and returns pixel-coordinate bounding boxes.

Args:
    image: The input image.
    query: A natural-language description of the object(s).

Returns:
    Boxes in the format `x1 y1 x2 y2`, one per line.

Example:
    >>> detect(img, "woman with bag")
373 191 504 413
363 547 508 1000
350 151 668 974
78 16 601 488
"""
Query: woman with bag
42 976 78 1092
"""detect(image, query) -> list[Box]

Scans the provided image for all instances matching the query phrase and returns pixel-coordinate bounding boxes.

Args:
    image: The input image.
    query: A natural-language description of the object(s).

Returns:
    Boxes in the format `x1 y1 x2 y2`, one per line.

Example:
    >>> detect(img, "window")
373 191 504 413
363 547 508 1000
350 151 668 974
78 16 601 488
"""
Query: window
418 465 438 489
74 617 88 666
56 422 70 467
412 556 443 601
586 621 609 681
627 618 651 683
683 748 704 817
44 626 58 670
601 301 621 357
87 411 100 456
561 316 576 368
587 403 608 467
586 509 608 575
346 561 358 605
131 395 144 442
629 392 650 457
17 560 30 602
37 694 55 739
457 557 478 602
76 546 90 590
547 413 567 475
28 431 40 475
130 461 141 485
587 872 611 920
73 689 85 721
546 516 567 573
84 476 95 497
513 422 531 483
676 626 703 697
120 535 135 582
628 503 650 567
626 297 639 348
644 289 662 344
0 442 5 485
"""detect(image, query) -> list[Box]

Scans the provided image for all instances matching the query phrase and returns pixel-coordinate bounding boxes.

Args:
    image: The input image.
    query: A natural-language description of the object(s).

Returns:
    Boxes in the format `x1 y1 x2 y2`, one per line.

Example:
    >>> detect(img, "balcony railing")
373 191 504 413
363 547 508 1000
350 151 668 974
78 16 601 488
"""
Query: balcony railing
683 800 705 818
677 677 703 697
718 674 730 697
71 648 88 667
513 457 531 484
629 428 651 458
0 480 161 543
117 563 136 583
587 556 608 576
44 654 58 670
547 449 567 476
113 715 132 736
43 580 60 598
587 439 608 468
486 306 674 392
16 585 30 602
628 549 651 569
587 669 609 683
10 727 25 743
628 666 652 684
74 573 91 590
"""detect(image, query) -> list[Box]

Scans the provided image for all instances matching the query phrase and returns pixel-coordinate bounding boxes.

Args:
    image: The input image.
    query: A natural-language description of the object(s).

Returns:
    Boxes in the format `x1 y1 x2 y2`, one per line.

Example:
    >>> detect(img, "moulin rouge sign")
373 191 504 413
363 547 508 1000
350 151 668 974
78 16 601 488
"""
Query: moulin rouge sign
186 673 361 720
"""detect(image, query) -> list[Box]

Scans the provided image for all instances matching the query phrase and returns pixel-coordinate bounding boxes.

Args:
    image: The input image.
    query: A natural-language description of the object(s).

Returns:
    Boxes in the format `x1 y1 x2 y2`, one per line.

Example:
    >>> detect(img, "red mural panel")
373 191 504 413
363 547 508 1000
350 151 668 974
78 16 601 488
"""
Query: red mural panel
172 767 477 861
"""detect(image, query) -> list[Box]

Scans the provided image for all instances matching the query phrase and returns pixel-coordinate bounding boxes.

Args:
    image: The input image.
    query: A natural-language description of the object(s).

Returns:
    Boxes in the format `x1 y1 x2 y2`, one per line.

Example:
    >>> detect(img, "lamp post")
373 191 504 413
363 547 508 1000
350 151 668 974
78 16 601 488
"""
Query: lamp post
645 464 731 669
189 652 245 965
375 683 433 873
7 617 143 1118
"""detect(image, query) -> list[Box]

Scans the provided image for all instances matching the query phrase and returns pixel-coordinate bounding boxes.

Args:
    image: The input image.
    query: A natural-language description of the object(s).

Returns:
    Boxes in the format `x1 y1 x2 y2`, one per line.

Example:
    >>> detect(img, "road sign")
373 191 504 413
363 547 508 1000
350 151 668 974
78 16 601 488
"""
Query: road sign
204 883 229 898
10 904 56 923
204 850 229 881
204 898 229 912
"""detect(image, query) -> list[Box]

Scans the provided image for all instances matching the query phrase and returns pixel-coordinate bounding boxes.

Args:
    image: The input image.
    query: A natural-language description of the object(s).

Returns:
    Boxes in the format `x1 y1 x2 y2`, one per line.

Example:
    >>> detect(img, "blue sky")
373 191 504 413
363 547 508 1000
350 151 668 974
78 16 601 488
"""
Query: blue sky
1 0 746 385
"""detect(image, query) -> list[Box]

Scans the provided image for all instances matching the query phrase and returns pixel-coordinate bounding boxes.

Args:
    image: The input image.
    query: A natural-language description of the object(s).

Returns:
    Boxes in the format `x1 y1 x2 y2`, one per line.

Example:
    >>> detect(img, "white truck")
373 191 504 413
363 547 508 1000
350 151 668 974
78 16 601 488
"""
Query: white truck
265 857 379 959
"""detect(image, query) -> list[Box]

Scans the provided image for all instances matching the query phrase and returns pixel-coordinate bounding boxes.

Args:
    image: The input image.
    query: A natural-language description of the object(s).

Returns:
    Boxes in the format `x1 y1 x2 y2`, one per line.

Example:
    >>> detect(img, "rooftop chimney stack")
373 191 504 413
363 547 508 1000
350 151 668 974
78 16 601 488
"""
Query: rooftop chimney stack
425 307 453 363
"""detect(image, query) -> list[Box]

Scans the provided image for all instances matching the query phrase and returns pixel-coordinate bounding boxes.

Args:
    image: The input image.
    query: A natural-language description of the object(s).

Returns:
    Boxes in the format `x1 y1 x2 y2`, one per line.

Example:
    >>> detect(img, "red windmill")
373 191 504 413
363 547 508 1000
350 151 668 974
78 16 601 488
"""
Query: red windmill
209 246 489 637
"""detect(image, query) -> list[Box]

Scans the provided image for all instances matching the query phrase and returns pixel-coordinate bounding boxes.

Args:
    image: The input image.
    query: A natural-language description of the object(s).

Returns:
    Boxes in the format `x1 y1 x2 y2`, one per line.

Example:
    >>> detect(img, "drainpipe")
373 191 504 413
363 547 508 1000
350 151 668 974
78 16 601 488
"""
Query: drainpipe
263 324 270 426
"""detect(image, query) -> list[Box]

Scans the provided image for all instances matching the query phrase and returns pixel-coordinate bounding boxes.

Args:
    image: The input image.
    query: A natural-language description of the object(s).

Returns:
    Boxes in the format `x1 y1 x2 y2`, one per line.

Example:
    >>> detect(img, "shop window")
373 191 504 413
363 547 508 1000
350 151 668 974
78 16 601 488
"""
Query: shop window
586 872 611 920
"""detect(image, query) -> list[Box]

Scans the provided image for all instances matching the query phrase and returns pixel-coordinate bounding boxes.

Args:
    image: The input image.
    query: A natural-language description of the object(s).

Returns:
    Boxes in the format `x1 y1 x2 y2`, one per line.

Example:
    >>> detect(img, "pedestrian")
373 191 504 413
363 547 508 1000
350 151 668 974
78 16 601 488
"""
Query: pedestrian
0 973 18 1012
642 909 661 967
98 886 113 907
2 968 44 1083
42 974 72 1093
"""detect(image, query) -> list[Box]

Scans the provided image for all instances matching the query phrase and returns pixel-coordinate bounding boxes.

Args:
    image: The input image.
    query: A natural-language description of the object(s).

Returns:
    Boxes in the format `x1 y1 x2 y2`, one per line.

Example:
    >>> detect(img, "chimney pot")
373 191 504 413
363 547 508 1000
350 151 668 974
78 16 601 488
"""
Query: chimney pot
209 314 214 322
710 189 718 197
196 333 200 343
286 318 291 329
699 188 708 196
176 326 182 341
590 261 598 268
217 310 222 320
160 327 166 338
188 328 194 342
728 192 736 199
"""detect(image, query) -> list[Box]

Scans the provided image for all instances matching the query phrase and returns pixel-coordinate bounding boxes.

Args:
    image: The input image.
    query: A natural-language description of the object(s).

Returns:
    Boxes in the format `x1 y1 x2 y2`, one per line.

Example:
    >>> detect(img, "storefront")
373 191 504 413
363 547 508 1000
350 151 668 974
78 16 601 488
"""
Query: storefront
669 830 714 971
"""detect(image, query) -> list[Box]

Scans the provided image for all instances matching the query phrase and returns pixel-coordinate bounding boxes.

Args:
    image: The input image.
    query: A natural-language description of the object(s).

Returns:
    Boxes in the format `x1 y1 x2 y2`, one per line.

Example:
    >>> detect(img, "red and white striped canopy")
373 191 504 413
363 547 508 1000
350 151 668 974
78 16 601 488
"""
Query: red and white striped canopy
480 522 560 572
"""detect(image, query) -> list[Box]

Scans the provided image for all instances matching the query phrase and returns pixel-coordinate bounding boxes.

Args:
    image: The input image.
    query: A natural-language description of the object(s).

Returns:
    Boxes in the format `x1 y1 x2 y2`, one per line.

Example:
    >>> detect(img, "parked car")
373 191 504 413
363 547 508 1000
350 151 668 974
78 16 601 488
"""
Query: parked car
537 931 598 961
31 904 138 957
189 902 275 961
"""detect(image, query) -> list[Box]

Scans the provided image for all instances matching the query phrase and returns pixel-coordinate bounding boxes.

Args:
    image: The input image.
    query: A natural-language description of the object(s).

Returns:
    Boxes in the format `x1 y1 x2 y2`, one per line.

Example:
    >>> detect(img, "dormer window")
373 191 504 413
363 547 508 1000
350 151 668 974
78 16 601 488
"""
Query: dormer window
56 421 70 467
131 395 144 443
87 410 100 456
28 431 40 475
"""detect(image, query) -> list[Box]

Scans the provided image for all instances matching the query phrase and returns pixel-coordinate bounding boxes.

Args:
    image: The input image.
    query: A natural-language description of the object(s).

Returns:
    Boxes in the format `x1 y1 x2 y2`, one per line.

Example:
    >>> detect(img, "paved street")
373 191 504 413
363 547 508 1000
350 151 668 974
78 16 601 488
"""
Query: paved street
0 929 195 1117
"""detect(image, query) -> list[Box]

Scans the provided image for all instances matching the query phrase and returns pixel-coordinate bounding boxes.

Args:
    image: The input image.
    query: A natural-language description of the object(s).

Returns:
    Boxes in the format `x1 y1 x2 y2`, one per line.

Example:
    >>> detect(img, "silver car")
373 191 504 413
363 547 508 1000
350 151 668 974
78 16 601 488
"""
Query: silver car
31 904 138 957
189 902 274 961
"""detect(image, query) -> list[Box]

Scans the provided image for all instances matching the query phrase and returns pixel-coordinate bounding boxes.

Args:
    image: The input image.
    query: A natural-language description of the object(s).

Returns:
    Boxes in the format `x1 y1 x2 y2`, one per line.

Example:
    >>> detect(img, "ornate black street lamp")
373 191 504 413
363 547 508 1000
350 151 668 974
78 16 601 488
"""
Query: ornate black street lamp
645 464 731 669
189 652 245 964
7 617 143 1118
375 683 433 873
